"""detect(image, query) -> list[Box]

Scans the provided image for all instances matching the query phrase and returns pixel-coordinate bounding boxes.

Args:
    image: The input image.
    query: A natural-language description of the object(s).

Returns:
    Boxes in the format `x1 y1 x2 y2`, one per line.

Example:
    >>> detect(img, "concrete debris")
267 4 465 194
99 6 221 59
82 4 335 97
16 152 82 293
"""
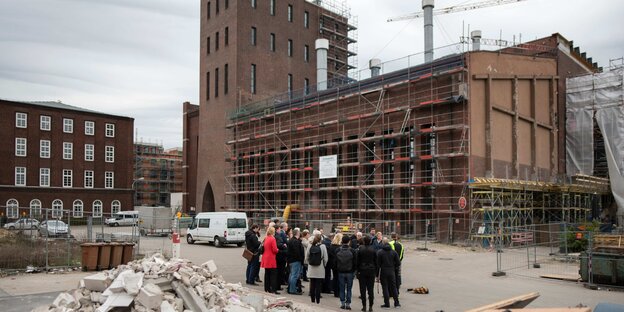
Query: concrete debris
33 253 306 312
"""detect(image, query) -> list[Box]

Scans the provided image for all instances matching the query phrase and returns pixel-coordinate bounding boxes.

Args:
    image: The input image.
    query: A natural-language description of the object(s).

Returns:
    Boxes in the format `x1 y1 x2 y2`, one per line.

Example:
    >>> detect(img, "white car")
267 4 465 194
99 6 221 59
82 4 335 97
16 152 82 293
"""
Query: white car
105 211 139 227
3 218 39 230
186 212 247 247
39 220 69 237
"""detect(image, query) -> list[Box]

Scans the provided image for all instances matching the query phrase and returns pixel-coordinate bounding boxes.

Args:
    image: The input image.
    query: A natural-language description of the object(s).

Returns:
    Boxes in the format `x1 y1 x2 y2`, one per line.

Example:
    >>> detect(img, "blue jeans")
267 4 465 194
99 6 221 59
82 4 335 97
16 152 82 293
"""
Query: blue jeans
338 272 354 305
246 257 260 284
288 261 302 293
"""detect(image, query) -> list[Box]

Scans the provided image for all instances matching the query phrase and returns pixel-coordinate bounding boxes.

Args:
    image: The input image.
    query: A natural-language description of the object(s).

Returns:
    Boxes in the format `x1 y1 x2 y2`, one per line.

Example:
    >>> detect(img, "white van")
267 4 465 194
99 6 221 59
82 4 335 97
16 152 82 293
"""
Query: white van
186 212 247 247
105 211 139 227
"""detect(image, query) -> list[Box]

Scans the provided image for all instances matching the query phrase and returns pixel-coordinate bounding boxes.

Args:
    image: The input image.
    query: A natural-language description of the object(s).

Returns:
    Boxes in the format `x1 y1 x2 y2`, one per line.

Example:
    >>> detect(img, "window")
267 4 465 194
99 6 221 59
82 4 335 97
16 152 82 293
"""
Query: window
251 0 256 9
216 0 219 13
270 33 275 51
30 199 42 218
225 27 229 46
85 121 95 135
52 199 63 218
111 200 121 214
85 144 94 161
84 170 94 188
206 71 210 100
63 142 73 160
40 115 51 131
224 64 229 95
251 64 257 94
304 45 309 62
40 168 50 187
16 112 27 128
207 1 211 19
105 146 114 163
288 39 293 57
304 78 310 95
270 0 275 15
304 11 309 28
40 140 50 158
105 123 115 137
251 27 257 46
63 169 72 187
215 67 219 98
15 138 26 157
215 31 220 50
288 5 293 22
93 200 103 218
207 36 211 54
225 0 228 9
6 199 18 219
105 171 114 189
63 118 73 133
288 74 293 93
198 219 210 228
15 167 26 186
73 200 83 218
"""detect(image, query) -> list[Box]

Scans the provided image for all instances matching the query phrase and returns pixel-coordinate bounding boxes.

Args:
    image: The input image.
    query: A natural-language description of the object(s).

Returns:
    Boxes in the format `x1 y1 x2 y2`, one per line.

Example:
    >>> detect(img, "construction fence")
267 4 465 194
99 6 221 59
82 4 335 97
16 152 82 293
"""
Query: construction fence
0 206 185 272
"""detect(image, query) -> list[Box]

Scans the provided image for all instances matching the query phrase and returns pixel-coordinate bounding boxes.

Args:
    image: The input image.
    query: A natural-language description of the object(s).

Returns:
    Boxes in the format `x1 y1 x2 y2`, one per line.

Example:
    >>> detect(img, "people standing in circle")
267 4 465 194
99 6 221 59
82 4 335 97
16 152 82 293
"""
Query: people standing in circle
336 235 357 310
389 232 404 295
357 236 377 312
260 226 280 294
287 228 304 295
330 233 343 298
376 238 401 308
306 233 328 304
244 224 261 285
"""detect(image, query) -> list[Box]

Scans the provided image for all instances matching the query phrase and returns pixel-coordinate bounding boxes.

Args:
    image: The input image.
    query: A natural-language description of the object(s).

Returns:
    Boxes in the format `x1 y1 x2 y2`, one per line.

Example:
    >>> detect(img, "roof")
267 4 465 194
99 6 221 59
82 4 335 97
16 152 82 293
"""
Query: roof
1 98 133 119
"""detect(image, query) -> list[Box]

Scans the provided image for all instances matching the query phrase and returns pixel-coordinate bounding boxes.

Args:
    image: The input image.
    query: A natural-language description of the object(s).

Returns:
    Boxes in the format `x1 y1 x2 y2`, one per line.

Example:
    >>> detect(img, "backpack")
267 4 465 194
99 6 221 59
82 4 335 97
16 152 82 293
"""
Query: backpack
308 244 322 266
336 247 354 272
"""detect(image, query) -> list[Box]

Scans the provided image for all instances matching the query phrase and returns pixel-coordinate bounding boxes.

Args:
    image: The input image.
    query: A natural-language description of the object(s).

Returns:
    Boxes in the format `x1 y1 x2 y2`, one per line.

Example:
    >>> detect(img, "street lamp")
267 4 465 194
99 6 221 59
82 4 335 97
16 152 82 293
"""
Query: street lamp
133 177 145 208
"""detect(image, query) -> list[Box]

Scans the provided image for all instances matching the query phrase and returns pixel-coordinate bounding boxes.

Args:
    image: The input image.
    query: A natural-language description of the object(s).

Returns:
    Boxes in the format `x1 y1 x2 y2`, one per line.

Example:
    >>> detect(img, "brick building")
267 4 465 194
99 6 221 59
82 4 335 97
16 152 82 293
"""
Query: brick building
134 142 183 207
0 99 134 220
184 0 357 212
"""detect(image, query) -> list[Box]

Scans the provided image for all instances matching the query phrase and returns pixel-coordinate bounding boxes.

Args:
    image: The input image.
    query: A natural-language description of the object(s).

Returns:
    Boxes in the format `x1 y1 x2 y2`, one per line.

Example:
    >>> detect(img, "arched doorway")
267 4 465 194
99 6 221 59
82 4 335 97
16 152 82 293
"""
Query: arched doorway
202 180 215 212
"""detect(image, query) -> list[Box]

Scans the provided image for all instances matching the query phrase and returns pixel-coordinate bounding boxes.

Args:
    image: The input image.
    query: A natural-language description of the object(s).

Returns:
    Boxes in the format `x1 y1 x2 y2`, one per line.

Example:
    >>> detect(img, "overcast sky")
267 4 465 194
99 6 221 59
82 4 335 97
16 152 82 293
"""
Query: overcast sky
1 0 622 148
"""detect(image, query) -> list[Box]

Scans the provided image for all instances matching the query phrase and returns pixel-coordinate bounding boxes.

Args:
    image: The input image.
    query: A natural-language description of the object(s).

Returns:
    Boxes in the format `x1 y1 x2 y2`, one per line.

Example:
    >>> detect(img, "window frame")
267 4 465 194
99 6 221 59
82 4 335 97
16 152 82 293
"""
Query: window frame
304 44 309 62
30 199 42 218
40 140 51 158
84 170 94 188
304 11 309 28
63 169 72 188
73 200 83 218
270 33 275 52
105 123 115 137
93 200 103 218
288 39 293 57
63 118 73 133
15 167 26 186
6 199 19 219
105 171 114 189
85 121 95 136
40 115 51 131
16 112 27 128
63 142 73 160
111 200 121 214
52 199 63 218
15 137 27 157
288 4 293 22
251 64 257 94
105 146 115 163
85 144 94 161
270 0 275 16
251 27 257 46
40 168 50 187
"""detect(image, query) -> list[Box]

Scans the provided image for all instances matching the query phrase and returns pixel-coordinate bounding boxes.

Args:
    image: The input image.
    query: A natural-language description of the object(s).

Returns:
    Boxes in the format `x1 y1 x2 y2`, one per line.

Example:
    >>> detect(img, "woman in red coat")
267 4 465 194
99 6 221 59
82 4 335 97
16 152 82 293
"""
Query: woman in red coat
260 226 280 294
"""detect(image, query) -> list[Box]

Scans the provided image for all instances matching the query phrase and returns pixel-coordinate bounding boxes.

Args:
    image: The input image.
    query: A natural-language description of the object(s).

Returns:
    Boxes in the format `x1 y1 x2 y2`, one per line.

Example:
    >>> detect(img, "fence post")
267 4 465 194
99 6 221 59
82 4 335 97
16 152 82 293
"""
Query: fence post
424 219 429 250
67 210 71 267
526 225 531 269
533 224 540 268
45 208 49 271
448 215 452 244
587 231 595 288
492 221 506 276
563 221 568 256
87 216 92 242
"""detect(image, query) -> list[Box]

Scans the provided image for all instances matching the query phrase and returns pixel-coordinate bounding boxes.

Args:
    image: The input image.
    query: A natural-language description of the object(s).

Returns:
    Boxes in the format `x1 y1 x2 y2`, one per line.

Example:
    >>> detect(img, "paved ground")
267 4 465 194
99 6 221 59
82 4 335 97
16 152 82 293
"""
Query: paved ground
1 240 623 311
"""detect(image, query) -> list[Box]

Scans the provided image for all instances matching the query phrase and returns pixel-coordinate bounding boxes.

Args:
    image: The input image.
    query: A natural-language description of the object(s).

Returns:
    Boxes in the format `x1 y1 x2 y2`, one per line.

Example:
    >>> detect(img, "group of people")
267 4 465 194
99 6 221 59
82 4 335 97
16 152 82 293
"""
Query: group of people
245 221 404 311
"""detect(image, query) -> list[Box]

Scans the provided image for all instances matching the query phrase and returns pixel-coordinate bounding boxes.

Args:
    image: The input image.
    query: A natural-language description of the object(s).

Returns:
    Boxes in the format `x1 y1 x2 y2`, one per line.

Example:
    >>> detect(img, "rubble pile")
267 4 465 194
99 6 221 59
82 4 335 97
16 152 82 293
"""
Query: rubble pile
33 254 300 312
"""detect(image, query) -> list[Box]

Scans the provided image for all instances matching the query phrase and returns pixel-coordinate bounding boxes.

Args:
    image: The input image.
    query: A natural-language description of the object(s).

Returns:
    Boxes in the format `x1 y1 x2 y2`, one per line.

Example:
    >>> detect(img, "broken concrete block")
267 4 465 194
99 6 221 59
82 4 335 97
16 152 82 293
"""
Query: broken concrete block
136 283 164 310
122 271 144 295
90 292 102 303
83 273 112 292
52 292 79 309
97 292 134 312
202 260 218 273
161 300 176 312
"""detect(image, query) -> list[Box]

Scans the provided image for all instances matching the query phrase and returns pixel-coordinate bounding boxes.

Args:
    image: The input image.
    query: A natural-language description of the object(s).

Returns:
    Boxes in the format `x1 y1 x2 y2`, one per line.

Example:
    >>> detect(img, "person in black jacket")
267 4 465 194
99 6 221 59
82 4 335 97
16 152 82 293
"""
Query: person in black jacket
376 238 400 308
245 224 261 285
322 233 334 294
336 235 358 310
275 223 289 289
287 228 305 295
357 236 377 312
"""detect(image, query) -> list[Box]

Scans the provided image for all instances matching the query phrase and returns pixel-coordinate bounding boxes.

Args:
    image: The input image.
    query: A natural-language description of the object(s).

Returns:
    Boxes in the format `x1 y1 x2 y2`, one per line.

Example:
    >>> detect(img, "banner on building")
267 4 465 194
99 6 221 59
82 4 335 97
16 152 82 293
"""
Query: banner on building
319 155 338 179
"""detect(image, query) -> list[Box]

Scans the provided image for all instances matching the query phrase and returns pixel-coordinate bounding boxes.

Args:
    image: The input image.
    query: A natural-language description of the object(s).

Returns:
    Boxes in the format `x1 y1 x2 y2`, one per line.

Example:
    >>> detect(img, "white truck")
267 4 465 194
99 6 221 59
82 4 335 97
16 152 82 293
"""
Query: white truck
186 212 247 247
136 206 173 236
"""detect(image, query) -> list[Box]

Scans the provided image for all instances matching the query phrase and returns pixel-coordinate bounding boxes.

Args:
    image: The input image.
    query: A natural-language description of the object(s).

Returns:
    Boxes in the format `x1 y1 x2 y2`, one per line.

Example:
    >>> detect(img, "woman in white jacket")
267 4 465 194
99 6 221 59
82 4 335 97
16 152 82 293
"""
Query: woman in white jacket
306 233 328 304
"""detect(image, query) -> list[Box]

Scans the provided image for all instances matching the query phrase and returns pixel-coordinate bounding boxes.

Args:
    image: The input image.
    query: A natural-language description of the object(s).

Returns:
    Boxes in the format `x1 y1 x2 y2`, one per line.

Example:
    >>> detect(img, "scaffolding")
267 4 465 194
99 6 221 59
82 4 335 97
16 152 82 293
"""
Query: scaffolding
134 142 183 207
469 175 611 243
225 45 470 235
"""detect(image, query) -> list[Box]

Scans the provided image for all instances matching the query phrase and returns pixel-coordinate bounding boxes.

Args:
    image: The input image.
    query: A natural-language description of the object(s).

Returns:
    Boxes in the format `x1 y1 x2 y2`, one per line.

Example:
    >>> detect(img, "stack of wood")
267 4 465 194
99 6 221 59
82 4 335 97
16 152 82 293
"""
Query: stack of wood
593 234 624 254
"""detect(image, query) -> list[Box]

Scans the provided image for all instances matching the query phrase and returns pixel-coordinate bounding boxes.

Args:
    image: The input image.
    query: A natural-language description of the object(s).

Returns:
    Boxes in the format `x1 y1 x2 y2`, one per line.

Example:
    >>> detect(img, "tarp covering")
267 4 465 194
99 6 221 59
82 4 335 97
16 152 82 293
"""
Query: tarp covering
566 69 624 221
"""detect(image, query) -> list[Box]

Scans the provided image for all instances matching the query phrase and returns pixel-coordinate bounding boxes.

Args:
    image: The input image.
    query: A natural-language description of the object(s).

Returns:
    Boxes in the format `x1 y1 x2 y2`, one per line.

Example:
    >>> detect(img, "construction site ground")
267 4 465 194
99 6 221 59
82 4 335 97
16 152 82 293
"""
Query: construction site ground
1 240 623 312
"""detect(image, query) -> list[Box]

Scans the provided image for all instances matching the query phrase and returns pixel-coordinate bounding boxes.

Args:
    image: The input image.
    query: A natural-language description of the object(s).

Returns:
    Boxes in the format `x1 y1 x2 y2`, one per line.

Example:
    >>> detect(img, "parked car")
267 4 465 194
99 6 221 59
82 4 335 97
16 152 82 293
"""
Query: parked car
186 212 247 247
3 218 39 230
105 211 139 227
39 220 69 237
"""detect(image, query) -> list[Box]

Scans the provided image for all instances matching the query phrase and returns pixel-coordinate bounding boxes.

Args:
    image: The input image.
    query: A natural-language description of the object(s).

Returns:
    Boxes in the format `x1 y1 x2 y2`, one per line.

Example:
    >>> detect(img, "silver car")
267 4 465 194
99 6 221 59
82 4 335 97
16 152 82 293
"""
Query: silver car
3 218 39 230
38 220 69 237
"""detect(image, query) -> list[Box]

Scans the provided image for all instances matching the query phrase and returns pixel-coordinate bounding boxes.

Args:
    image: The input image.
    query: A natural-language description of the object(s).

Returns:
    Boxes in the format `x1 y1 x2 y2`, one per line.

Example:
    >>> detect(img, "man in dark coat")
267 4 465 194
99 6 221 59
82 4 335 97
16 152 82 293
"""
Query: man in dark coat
245 224 261 285
286 228 304 294
275 222 289 288
322 233 334 294
376 238 401 308
357 236 377 312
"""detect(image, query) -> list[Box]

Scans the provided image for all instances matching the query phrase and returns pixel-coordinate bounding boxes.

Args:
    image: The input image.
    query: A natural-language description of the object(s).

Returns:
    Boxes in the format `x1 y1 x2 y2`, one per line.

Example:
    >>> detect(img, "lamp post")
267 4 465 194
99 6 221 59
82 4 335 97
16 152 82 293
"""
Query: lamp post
132 177 145 208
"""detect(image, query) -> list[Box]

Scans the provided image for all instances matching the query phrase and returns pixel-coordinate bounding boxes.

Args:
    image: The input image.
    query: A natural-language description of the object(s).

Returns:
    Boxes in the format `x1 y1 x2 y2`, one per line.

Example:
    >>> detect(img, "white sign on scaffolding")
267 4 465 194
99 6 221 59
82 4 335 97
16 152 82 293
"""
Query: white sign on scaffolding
319 155 338 179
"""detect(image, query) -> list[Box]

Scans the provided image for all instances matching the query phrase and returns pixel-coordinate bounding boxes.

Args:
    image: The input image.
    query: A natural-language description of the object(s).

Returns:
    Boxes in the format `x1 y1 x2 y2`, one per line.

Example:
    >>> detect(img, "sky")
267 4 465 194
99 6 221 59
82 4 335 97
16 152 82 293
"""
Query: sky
0 0 622 149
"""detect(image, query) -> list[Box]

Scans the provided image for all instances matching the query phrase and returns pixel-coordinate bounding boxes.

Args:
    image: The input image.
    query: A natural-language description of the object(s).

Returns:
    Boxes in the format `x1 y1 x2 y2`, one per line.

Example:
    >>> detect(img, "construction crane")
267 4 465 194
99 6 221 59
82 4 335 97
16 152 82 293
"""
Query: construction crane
387 0 528 63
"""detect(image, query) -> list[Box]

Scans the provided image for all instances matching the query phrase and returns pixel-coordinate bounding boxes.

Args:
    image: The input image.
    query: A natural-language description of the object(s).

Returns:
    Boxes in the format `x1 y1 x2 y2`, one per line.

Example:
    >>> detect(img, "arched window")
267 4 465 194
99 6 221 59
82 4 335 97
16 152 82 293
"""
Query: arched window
111 200 121 215
52 199 63 218
73 200 83 218
6 199 18 219
93 200 103 218
30 199 42 218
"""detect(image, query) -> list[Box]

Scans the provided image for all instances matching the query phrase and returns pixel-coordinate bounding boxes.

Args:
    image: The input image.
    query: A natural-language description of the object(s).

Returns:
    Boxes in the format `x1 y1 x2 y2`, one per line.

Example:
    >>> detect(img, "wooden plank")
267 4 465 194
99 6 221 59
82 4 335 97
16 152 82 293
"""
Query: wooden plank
465 292 540 312
540 274 580 282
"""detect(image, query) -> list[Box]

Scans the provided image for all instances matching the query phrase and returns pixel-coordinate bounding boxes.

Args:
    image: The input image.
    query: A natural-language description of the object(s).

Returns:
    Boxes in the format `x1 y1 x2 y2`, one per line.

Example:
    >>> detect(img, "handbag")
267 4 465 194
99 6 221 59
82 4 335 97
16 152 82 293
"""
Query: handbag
256 241 264 255
242 248 254 262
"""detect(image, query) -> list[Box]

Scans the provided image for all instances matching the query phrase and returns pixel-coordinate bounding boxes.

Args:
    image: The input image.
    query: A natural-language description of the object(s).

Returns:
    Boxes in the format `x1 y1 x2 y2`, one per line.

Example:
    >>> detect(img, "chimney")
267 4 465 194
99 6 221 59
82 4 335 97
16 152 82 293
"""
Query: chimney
471 30 482 51
316 39 329 91
423 0 434 63
369 59 381 77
